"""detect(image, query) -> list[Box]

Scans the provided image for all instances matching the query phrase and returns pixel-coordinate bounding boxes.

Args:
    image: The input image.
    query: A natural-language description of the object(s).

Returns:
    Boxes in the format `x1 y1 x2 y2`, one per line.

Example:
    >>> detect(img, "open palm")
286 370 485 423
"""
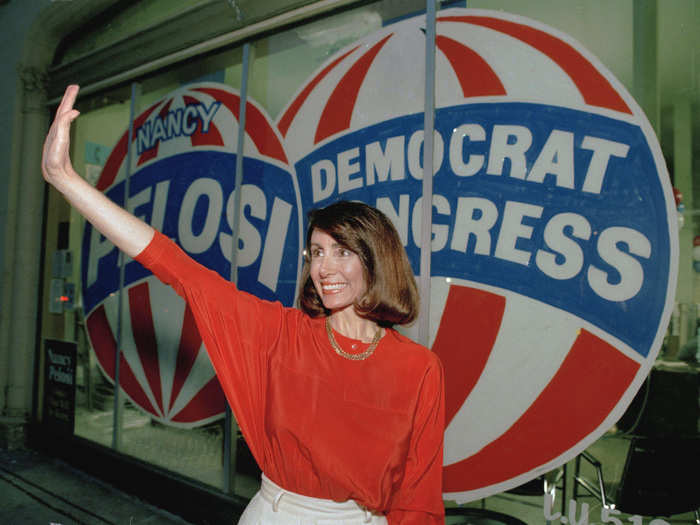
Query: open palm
41 84 80 186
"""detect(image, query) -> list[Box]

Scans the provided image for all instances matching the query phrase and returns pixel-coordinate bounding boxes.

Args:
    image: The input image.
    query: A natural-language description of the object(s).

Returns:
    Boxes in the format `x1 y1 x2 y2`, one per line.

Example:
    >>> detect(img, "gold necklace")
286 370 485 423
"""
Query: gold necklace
325 317 382 361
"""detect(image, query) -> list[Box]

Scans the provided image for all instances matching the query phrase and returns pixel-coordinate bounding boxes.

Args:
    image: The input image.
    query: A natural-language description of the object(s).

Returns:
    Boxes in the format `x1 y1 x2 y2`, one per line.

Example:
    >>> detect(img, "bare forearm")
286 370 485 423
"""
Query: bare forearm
43 85 155 258
53 169 154 258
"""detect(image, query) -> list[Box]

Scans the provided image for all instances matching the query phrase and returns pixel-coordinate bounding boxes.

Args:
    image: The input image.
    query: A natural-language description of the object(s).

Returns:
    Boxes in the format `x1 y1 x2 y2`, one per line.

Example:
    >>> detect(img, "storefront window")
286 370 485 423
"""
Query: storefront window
39 0 697 519
42 45 249 492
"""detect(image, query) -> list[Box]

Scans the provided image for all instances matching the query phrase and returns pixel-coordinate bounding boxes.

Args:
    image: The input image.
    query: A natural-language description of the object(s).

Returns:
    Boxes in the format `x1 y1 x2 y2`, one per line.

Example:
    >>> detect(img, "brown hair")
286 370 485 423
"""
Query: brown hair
297 201 419 326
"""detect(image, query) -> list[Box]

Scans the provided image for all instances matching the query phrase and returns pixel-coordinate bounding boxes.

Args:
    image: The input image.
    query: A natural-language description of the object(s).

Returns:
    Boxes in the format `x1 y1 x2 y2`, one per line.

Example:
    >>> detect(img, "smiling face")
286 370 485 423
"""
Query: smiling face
309 229 367 313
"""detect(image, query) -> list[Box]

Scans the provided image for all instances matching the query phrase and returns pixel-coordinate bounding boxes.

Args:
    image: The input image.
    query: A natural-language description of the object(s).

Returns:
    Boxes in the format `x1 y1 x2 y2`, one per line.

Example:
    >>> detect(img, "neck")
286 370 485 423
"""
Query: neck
328 308 380 342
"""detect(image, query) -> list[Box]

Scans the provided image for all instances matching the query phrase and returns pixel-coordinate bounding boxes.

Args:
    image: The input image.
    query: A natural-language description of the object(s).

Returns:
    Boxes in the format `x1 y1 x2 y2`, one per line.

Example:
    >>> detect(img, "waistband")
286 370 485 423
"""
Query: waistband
259 474 383 523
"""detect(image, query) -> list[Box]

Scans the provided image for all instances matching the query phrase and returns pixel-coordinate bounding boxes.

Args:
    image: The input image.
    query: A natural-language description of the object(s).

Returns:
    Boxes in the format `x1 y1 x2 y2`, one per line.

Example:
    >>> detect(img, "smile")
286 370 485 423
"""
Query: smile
322 283 347 293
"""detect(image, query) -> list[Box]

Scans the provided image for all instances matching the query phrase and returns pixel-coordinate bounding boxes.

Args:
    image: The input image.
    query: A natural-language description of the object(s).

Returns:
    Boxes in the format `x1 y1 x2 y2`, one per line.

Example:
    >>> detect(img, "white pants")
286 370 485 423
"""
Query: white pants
237 474 388 525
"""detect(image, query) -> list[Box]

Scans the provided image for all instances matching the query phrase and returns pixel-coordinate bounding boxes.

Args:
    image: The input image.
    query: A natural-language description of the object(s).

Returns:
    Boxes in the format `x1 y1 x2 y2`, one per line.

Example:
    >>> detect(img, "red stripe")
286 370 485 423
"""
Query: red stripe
278 45 360 137
244 101 288 163
438 16 631 114
432 286 505 426
183 95 225 148
171 376 226 423
97 102 161 190
436 35 506 97
169 304 203 412
315 34 393 144
127 283 164 414
85 306 159 415
86 306 118 377
443 328 640 492
193 87 288 163
136 143 159 166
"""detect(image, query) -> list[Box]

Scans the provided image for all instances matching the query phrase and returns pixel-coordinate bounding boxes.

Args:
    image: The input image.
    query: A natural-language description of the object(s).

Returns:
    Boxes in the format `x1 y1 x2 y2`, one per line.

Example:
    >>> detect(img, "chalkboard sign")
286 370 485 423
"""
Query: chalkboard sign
43 339 76 435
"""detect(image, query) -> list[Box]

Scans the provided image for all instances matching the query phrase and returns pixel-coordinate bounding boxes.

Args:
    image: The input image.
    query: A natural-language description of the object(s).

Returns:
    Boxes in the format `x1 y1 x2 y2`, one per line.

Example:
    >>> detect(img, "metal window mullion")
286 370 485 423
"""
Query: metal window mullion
113 81 140 450
224 41 252 495
229 43 251 286
418 0 437 347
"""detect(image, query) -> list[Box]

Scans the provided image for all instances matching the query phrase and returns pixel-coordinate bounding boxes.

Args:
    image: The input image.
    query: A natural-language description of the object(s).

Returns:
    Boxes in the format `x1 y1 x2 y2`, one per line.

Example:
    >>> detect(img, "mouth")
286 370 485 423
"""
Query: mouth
321 282 347 294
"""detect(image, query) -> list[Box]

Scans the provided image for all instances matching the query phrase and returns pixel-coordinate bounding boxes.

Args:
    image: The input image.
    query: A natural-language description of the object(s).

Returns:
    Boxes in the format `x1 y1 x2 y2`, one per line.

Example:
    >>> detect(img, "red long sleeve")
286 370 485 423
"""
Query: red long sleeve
386 359 445 524
136 231 445 522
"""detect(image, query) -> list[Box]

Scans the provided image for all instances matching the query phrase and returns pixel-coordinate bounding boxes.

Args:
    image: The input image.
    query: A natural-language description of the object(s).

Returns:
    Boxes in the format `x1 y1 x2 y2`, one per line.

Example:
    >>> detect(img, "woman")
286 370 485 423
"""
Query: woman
42 85 445 524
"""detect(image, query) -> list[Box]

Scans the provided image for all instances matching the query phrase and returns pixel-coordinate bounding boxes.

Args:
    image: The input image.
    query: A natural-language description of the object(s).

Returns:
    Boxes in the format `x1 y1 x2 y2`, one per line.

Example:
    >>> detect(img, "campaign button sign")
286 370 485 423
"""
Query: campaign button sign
276 9 677 500
81 83 302 427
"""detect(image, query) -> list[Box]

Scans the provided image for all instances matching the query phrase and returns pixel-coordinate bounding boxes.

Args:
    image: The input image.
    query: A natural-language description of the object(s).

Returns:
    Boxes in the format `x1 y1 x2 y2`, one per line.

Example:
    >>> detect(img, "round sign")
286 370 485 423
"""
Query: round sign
276 8 677 501
81 83 302 427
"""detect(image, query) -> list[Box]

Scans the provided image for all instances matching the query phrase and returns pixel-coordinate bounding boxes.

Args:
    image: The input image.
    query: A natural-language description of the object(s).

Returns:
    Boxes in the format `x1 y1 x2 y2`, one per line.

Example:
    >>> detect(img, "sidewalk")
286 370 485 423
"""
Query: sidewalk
0 448 193 525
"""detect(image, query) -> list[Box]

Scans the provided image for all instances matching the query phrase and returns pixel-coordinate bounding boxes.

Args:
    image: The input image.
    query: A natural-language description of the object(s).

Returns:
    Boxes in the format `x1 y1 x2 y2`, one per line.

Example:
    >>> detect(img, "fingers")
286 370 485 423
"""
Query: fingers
42 85 81 182
51 86 80 132
53 85 81 138
47 86 80 142
66 109 80 123
57 84 79 115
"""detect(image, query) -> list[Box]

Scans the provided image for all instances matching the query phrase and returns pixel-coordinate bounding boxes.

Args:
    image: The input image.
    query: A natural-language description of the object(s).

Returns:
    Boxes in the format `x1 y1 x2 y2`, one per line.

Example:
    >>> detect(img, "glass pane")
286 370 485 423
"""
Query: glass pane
433 1 685 518
466 0 634 90
227 0 427 496
248 0 426 120
116 48 244 491
53 45 247 491
247 0 426 280
68 95 130 451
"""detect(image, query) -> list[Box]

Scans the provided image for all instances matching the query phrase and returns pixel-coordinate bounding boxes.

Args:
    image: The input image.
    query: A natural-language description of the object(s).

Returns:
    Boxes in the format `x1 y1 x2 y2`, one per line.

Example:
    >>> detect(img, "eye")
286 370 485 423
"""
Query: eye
338 248 354 258
309 247 322 259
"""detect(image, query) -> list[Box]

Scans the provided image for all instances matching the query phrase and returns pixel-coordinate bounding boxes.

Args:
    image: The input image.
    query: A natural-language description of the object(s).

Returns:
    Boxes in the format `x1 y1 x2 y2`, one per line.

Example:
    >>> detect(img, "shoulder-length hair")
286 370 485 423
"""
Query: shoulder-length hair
297 201 419 326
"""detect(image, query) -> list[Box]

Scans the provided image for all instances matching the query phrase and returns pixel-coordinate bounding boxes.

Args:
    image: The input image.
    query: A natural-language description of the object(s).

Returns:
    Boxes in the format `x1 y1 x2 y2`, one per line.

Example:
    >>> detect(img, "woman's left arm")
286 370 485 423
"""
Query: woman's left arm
386 354 446 525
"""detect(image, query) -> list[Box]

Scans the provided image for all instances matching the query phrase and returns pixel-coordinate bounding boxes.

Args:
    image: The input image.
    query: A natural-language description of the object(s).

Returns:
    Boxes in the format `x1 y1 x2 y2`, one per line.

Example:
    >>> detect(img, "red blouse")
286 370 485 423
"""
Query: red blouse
136 232 445 524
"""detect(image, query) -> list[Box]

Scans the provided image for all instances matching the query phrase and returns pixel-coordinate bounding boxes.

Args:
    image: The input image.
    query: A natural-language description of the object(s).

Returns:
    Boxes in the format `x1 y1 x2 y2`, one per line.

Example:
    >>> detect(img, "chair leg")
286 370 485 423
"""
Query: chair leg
561 463 567 515
544 482 555 525
573 454 581 502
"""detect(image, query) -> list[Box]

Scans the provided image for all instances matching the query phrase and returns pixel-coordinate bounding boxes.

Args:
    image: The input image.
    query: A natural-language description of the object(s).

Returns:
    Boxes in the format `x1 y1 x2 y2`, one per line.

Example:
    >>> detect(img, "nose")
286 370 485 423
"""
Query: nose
317 253 337 276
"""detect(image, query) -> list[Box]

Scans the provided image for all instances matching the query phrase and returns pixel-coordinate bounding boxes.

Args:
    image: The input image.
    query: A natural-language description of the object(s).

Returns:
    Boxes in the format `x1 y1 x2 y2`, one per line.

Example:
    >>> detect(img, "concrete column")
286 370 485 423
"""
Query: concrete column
4 66 49 417
0 0 124 448
0 76 25 423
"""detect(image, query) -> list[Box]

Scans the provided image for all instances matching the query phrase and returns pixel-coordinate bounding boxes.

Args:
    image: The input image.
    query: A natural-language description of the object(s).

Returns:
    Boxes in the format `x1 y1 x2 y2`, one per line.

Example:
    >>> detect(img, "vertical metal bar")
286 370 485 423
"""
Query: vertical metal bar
230 43 251 286
113 81 140 450
224 41 251 494
418 0 437 347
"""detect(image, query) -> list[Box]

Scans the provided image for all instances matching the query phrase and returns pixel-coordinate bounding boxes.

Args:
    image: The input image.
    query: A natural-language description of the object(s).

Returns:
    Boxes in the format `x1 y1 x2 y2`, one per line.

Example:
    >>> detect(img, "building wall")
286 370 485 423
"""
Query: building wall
0 0 52 446
0 0 49 284
0 0 117 444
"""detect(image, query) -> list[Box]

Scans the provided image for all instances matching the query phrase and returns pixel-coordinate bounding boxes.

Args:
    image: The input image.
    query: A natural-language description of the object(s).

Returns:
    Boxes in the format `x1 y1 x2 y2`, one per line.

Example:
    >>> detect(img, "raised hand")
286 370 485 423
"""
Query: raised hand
42 84 81 189
40 84 155 257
